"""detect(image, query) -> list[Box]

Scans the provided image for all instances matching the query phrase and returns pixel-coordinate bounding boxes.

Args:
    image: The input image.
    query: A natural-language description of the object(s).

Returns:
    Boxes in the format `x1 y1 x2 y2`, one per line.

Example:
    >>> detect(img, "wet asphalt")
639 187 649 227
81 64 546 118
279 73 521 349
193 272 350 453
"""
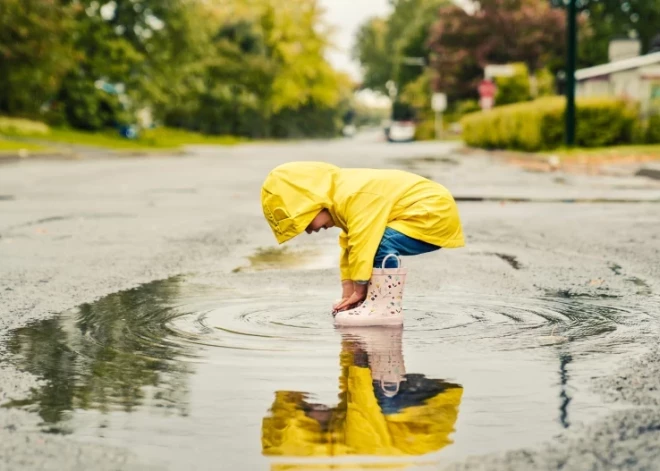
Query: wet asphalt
1 131 660 470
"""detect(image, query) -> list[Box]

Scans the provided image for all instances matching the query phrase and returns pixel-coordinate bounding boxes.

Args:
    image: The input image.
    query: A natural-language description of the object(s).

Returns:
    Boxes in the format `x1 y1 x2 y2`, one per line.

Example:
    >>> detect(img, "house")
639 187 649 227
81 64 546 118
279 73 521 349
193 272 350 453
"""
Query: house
576 39 660 117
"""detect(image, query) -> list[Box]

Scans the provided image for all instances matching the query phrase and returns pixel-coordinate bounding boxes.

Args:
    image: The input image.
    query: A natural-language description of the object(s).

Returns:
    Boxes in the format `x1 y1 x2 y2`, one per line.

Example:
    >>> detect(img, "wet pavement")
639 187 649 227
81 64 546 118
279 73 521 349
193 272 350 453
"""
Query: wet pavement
1 132 660 470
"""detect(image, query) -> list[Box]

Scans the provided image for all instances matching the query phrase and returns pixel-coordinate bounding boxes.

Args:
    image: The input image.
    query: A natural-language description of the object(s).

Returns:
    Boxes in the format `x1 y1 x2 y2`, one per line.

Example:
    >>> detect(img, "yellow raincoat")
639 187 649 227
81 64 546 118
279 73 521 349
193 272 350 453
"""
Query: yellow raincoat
261 344 463 470
261 162 464 281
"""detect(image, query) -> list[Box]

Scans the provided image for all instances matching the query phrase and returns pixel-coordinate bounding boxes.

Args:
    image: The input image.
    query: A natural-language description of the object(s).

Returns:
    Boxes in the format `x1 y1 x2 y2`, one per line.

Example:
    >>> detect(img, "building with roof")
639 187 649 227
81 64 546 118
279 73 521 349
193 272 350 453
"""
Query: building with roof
576 38 660 117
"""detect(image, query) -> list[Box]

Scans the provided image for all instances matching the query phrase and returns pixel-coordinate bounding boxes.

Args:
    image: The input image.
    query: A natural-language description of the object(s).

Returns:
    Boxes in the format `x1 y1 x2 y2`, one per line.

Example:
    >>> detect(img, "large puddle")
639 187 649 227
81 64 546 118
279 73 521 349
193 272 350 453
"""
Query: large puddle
1 275 657 470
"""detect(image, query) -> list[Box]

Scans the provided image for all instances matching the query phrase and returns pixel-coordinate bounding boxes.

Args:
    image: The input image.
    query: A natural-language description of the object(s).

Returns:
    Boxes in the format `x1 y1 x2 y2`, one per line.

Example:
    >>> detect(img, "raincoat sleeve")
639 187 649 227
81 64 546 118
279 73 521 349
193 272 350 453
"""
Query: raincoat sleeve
343 192 391 281
339 231 351 281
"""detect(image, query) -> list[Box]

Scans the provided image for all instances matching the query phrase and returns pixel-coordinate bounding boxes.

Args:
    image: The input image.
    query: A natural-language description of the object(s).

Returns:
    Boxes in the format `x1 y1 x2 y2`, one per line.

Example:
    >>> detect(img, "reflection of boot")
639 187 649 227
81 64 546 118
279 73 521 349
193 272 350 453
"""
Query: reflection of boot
338 326 406 398
334 255 407 327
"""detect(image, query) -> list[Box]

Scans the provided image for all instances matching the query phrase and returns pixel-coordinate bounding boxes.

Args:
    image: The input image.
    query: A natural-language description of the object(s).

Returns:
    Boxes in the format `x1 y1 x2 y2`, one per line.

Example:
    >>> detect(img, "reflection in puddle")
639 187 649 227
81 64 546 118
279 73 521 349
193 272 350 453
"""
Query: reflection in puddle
262 326 463 465
233 246 334 273
2 277 192 433
0 275 656 469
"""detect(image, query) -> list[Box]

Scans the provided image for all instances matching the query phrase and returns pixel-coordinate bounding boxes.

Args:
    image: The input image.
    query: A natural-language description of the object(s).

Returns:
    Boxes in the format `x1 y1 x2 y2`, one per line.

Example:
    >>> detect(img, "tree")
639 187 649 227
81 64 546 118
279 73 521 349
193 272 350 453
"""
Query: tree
352 0 448 94
352 18 391 93
551 0 660 65
428 0 566 102
0 0 76 117
163 0 351 138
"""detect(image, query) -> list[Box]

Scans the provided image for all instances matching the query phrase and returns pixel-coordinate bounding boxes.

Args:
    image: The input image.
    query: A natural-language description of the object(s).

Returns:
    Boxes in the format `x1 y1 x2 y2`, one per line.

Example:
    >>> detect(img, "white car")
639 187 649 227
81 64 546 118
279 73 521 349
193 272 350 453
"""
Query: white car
387 120 416 142
342 124 357 137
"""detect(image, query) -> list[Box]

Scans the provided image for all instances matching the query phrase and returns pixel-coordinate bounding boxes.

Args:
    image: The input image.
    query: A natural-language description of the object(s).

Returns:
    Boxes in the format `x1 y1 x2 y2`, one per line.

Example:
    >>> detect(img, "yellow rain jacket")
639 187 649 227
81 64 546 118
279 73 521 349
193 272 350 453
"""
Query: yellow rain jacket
261 346 463 468
261 162 464 281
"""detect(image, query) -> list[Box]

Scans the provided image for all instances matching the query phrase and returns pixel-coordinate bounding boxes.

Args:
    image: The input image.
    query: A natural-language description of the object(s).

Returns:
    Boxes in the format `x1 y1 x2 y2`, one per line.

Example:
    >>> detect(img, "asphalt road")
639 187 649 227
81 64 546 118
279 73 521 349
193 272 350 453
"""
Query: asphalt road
1 132 660 470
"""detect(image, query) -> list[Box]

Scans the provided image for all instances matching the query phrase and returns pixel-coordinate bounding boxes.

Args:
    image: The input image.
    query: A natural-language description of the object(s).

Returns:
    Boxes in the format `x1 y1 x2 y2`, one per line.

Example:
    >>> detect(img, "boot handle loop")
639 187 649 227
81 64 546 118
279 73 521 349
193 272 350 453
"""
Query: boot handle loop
381 254 402 270
380 378 401 397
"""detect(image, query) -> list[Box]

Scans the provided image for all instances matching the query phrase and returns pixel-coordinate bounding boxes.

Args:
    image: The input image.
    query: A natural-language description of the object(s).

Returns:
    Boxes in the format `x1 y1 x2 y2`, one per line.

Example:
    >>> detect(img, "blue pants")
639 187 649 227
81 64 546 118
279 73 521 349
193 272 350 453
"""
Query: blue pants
373 227 440 269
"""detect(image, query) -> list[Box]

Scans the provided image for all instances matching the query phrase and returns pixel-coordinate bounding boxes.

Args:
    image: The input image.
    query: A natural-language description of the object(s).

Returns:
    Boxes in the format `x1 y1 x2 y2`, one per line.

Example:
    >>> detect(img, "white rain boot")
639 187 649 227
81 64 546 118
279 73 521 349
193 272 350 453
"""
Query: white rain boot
338 325 406 397
334 254 407 327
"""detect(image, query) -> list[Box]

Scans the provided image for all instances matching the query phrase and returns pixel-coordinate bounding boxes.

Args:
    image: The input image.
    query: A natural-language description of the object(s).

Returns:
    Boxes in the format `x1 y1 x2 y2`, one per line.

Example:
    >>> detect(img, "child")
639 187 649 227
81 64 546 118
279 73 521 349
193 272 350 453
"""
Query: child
261 161 464 326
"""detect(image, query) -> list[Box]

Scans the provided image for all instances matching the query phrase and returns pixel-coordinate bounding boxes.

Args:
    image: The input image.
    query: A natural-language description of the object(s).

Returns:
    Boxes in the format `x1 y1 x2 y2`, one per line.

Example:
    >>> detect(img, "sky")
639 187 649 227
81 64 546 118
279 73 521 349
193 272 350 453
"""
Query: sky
319 0 392 81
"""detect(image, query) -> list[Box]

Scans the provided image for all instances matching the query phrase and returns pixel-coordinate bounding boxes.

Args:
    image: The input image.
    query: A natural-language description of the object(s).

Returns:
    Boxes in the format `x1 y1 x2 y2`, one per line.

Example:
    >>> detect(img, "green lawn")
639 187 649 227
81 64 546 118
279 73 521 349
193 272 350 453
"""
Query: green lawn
0 115 246 151
0 139 49 154
552 144 660 161
41 127 245 150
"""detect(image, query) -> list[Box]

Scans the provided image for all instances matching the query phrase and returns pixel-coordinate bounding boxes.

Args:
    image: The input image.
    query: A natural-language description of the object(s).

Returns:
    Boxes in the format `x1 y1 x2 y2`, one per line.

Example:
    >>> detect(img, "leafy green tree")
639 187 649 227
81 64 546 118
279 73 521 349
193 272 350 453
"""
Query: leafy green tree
352 0 448 94
352 18 391 93
0 0 76 117
4 278 191 428
551 0 660 66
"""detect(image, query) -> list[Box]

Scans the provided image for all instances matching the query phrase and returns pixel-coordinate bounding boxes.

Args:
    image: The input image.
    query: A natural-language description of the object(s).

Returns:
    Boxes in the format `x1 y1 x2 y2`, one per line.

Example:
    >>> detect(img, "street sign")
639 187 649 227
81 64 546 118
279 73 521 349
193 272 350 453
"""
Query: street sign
485 64 515 80
432 93 447 112
478 79 497 98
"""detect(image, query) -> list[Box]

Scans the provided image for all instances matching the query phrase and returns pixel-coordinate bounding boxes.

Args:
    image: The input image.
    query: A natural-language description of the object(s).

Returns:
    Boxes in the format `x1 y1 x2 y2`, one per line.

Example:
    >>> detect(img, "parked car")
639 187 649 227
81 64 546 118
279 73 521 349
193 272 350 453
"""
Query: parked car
386 101 417 143
387 120 416 142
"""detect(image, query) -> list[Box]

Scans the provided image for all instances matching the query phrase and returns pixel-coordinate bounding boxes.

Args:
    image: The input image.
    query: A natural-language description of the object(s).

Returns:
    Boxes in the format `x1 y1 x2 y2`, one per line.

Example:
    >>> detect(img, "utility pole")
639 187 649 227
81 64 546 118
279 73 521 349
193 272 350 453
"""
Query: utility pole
565 0 577 147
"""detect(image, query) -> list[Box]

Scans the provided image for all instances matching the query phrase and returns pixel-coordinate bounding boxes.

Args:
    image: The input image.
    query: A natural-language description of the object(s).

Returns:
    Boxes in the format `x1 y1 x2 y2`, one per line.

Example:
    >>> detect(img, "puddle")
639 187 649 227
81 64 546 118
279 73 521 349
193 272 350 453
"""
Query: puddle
0 195 14 201
1 276 657 469
233 246 335 273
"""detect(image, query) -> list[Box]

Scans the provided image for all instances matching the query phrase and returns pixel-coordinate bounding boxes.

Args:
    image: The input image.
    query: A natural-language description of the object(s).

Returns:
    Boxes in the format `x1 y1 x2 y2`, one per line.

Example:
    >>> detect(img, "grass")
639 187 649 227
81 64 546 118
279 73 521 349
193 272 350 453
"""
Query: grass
553 144 660 160
0 139 49 154
0 116 246 151
39 127 245 151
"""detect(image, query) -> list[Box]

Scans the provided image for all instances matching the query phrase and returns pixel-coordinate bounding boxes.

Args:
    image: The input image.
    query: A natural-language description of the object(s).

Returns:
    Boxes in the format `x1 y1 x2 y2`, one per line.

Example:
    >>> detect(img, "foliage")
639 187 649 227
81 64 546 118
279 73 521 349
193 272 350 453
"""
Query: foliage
428 0 566 102
646 115 660 144
494 63 532 106
161 0 350 138
352 0 449 94
461 97 638 151
0 0 349 139
4 278 191 425
550 0 660 62
400 72 434 140
0 0 76 117
0 115 244 150
534 68 556 98
0 116 50 136
0 139 49 153
352 18 391 94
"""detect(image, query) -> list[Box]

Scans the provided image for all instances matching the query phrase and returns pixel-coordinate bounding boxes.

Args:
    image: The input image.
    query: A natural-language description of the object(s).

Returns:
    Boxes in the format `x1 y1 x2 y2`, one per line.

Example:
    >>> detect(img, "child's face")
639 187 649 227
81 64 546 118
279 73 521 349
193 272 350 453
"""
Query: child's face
305 209 334 234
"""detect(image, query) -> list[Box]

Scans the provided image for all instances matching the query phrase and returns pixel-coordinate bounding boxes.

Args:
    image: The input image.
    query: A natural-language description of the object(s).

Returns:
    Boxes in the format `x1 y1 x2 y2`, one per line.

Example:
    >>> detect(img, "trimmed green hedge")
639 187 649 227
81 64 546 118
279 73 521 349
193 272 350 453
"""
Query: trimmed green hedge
460 97 638 151
0 116 50 137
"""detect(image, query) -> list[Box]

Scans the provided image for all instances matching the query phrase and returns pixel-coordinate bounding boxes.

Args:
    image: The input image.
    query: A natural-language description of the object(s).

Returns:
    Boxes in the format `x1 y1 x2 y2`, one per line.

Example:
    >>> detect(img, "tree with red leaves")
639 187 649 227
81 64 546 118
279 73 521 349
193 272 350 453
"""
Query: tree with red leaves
427 0 566 102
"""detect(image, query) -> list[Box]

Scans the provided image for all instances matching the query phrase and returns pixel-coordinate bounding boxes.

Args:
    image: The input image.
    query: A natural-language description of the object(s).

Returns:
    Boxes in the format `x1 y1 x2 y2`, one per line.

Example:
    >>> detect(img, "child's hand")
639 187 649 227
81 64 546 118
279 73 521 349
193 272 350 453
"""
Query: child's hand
333 283 367 313
332 280 355 312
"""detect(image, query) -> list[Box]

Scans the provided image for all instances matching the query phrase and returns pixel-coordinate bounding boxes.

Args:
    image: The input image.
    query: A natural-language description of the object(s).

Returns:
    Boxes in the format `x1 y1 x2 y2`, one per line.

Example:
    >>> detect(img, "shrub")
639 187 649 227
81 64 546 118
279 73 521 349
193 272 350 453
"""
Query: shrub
460 97 638 151
0 116 50 136
646 114 660 144
494 63 531 106
414 119 436 140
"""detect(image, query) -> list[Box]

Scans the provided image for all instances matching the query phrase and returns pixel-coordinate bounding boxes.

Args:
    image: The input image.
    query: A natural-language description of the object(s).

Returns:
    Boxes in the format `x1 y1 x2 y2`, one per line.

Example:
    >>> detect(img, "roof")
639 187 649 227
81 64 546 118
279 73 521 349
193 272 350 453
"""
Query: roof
576 51 660 81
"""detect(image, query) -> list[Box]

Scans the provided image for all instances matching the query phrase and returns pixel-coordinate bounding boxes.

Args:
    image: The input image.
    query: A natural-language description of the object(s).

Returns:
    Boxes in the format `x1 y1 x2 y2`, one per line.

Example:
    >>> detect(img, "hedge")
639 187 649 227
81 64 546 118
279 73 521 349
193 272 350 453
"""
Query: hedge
460 97 638 151
0 116 50 137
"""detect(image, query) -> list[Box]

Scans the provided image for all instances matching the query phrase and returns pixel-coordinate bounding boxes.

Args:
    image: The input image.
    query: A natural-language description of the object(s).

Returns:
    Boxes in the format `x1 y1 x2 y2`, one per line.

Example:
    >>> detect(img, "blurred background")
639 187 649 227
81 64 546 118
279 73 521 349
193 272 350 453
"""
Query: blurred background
1 0 659 155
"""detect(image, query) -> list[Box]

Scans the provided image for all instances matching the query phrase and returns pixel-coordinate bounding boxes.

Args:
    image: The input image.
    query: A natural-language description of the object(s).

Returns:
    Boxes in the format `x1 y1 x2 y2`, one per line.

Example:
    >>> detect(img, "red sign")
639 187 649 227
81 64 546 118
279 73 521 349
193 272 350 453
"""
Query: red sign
478 79 497 99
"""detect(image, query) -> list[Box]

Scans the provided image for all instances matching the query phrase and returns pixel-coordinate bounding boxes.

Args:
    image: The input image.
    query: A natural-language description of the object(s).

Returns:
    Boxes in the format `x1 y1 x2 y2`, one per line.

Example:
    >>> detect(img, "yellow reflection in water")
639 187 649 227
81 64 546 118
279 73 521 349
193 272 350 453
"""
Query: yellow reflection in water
262 326 463 470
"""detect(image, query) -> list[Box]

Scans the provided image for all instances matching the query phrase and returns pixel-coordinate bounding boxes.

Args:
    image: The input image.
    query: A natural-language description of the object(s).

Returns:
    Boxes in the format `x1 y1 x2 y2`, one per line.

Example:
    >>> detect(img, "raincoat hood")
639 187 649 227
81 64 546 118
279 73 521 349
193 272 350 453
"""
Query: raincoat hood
261 162 339 244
